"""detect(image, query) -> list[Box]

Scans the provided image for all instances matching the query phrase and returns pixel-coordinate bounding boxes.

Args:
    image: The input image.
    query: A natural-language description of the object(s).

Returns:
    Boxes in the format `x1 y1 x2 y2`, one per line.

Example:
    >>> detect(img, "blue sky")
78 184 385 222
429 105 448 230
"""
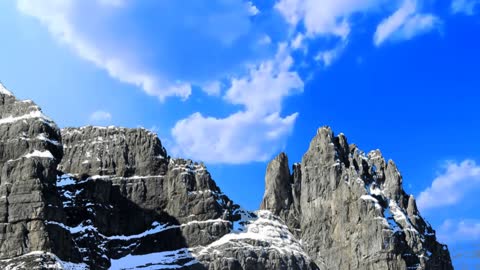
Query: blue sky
1 0 480 268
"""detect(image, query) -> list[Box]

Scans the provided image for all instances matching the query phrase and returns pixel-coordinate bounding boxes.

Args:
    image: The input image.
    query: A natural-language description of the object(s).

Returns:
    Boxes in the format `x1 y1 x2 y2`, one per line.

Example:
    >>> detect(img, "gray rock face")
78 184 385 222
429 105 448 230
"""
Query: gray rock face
55 126 234 268
261 126 453 270
55 126 317 269
60 126 168 178
260 153 301 236
0 85 75 261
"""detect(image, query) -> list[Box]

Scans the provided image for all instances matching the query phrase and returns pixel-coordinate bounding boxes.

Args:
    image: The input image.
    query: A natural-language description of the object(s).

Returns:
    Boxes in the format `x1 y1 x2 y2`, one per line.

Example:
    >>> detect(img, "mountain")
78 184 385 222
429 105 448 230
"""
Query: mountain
0 86 452 269
260 128 453 269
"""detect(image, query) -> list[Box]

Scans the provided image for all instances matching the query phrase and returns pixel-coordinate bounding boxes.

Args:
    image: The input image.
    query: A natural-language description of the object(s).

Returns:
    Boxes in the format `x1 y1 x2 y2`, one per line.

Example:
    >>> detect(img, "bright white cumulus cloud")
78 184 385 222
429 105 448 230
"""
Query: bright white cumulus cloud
417 160 480 211
172 44 303 164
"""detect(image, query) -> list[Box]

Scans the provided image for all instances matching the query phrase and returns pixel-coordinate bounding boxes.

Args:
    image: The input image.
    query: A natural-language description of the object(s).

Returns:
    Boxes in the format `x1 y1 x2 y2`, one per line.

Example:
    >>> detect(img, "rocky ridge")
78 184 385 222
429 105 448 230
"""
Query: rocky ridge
261 127 453 270
0 84 452 270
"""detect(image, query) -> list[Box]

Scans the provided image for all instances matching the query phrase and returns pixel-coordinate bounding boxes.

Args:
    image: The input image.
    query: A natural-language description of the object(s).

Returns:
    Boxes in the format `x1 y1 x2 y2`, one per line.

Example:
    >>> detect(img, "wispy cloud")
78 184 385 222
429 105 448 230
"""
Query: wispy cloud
89 110 112 122
275 0 382 40
437 219 480 244
16 0 267 101
275 0 441 60
417 160 480 211
374 0 441 46
451 0 480 15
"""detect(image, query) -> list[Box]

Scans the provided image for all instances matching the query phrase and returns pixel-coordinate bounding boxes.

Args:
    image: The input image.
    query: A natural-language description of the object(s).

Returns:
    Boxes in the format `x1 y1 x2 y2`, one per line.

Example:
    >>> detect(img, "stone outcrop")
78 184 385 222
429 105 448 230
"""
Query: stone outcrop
260 153 301 236
0 84 75 261
261 126 453 270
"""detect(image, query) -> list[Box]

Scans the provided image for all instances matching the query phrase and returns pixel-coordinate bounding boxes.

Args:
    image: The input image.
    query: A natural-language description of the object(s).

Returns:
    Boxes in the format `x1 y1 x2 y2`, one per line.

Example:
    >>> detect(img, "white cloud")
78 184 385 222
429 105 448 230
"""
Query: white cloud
171 111 298 164
89 110 112 122
451 0 480 15
275 0 384 39
315 41 348 67
259 35 272 45
417 160 480 211
290 33 304 50
374 0 441 46
437 219 480 244
246 1 260 16
172 44 303 164
275 0 441 67
201 81 222 96
224 44 303 115
16 0 266 101
275 0 441 54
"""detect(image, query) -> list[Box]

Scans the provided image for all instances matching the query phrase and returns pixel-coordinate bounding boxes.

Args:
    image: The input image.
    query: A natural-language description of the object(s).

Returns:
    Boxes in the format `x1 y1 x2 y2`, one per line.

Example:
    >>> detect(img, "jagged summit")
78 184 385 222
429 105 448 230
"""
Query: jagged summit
261 126 453 270
0 87 452 270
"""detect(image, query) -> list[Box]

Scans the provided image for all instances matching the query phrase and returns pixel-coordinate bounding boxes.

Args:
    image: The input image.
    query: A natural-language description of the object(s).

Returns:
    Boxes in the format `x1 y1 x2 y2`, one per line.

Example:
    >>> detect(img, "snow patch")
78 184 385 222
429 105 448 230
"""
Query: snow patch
0 251 88 270
196 210 307 257
360 195 382 210
389 200 418 233
24 150 54 159
37 133 61 146
0 83 13 96
0 110 55 127
110 248 198 270
107 221 168 241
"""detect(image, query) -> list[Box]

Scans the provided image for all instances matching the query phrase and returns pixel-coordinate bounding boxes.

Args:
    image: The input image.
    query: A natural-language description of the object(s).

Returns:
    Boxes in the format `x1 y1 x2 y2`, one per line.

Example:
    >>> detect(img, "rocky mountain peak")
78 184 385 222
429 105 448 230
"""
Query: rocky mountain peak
262 126 453 270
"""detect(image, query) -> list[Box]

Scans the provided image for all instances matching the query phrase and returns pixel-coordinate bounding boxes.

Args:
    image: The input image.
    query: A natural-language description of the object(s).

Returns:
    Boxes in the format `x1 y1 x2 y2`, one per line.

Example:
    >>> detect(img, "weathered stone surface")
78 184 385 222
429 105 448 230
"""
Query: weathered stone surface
60 126 168 177
0 84 75 261
260 153 301 236
261 126 453 270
